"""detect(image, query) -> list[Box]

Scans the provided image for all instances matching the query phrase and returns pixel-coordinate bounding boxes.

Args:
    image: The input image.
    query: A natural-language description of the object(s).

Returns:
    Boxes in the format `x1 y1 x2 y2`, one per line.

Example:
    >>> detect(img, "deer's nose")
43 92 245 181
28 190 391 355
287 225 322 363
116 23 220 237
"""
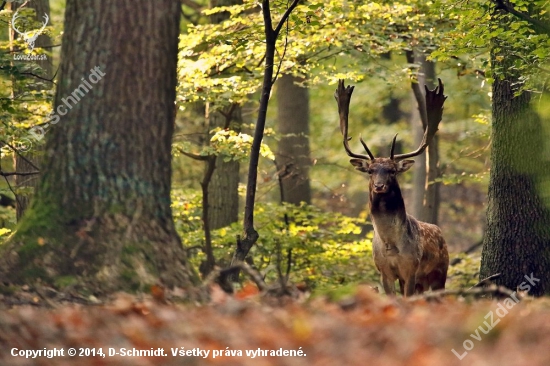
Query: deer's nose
373 183 386 191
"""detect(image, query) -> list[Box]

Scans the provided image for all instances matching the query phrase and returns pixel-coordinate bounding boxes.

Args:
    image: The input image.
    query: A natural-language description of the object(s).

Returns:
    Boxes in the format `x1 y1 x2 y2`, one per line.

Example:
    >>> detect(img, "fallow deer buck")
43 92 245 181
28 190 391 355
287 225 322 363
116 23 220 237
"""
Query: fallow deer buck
335 79 449 297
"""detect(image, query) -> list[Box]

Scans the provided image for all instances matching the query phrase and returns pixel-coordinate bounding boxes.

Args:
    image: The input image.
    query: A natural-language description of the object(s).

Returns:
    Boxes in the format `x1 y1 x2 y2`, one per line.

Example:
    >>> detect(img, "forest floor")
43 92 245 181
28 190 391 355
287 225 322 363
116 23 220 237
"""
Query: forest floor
1 283 549 366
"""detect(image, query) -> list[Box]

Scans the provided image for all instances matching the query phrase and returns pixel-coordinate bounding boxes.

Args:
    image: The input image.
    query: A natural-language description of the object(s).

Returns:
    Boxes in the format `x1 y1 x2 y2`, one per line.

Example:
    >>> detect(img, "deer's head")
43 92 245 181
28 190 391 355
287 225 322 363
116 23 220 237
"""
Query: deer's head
350 157 414 194
334 79 446 195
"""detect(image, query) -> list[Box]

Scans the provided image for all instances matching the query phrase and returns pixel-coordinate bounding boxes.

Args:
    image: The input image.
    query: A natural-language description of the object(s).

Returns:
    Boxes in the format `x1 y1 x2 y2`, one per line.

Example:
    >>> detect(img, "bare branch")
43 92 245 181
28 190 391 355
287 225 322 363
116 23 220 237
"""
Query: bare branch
273 0 301 37
178 149 209 161
272 1 292 84
0 170 40 177
494 0 550 35
407 283 517 302
0 140 40 171
181 0 202 12
469 273 502 289
218 261 267 292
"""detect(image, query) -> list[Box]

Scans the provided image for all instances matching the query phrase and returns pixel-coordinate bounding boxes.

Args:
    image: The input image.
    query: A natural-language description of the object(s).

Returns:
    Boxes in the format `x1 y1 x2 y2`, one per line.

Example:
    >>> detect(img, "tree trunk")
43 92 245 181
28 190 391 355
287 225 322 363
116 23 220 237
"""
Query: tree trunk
207 108 241 229
410 91 427 219
408 51 440 224
480 9 550 295
480 79 550 296
422 60 440 225
206 0 242 230
0 0 198 294
276 74 311 205
12 0 53 221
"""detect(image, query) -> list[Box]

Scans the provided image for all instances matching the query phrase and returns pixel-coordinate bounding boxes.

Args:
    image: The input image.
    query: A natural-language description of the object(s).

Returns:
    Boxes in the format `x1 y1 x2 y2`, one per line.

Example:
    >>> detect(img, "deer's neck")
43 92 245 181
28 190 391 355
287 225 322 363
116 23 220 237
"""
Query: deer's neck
369 184 408 230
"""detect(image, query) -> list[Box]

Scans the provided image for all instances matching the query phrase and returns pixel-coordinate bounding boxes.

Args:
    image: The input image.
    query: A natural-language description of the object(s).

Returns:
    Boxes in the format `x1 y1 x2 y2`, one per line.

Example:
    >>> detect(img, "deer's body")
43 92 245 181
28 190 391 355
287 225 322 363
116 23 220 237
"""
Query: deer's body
368 164 448 295
335 79 449 297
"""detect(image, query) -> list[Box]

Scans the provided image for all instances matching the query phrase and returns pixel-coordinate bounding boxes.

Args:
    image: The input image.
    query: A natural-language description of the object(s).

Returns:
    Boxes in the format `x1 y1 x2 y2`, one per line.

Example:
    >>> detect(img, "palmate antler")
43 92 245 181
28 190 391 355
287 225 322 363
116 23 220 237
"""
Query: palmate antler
335 78 447 161
334 80 374 160
391 78 447 160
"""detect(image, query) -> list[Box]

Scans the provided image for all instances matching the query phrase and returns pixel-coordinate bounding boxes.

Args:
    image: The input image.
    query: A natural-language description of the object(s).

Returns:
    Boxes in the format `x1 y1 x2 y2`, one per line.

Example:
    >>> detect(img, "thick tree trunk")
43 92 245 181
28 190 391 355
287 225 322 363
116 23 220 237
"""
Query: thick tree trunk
276 74 311 205
0 0 198 294
480 12 550 294
12 0 52 221
480 76 550 296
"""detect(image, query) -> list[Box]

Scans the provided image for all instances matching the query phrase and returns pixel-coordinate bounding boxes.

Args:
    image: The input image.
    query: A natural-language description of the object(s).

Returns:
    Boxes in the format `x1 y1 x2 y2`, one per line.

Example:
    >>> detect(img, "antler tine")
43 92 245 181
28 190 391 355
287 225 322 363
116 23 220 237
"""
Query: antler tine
359 135 375 160
335 79 374 160
389 133 398 160
393 78 447 161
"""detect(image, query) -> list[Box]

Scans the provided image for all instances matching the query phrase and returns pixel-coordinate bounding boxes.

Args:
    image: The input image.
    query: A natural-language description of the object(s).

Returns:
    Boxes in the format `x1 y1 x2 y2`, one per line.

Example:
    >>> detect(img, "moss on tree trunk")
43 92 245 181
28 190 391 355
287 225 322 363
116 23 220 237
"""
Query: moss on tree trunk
0 0 199 296
480 8 550 295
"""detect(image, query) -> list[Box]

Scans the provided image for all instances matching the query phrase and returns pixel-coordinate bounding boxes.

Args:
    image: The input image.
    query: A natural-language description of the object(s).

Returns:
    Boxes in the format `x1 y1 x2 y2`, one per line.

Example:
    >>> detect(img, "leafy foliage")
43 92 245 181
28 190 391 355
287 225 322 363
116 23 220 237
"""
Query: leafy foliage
177 0 451 109
171 189 379 289
433 0 550 91
173 127 275 162
0 6 56 152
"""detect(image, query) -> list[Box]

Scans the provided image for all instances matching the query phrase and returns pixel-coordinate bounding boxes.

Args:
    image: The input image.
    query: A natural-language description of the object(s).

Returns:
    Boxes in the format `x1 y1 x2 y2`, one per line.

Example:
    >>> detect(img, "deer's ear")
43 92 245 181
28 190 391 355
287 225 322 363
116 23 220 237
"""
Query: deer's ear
350 158 370 172
397 159 414 173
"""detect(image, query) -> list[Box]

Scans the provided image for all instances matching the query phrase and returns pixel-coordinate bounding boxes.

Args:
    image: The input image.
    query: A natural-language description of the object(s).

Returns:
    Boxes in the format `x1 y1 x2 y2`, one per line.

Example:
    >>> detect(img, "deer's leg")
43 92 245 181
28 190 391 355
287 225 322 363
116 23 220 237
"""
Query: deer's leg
404 274 416 297
381 274 396 296
398 279 405 295
414 274 427 294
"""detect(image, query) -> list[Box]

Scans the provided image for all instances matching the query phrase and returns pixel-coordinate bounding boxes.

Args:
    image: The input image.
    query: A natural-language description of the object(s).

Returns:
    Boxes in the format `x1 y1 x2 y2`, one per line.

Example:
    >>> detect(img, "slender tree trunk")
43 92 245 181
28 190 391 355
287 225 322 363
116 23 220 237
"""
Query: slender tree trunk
480 6 550 295
276 74 311 205
230 0 301 276
407 51 440 224
422 60 440 225
410 91 426 219
12 0 53 221
0 0 198 294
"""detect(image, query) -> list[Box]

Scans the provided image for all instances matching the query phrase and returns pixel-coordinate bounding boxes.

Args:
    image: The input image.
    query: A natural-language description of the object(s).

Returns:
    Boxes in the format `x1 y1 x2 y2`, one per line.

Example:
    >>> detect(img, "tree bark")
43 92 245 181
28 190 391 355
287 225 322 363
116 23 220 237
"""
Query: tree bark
409 89 427 219
207 106 241 229
480 77 550 296
276 74 311 205
230 0 301 276
422 60 440 225
480 6 550 295
0 0 199 294
407 51 440 224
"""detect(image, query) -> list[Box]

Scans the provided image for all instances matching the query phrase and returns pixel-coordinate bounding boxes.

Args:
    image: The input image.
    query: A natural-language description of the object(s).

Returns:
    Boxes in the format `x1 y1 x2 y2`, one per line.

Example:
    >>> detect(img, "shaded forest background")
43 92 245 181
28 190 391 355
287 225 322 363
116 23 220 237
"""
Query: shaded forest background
0 0 497 292
0 0 550 365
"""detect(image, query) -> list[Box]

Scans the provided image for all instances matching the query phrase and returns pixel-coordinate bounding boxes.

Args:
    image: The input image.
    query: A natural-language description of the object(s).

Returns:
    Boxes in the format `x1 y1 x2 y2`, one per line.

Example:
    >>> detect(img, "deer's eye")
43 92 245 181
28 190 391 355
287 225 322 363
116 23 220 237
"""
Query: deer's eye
388 170 396 176
367 169 374 175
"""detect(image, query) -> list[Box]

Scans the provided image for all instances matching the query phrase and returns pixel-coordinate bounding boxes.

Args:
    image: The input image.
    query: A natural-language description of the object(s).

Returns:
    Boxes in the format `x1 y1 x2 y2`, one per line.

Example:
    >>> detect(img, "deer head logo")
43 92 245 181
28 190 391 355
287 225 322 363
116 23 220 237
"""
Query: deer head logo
11 7 49 53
